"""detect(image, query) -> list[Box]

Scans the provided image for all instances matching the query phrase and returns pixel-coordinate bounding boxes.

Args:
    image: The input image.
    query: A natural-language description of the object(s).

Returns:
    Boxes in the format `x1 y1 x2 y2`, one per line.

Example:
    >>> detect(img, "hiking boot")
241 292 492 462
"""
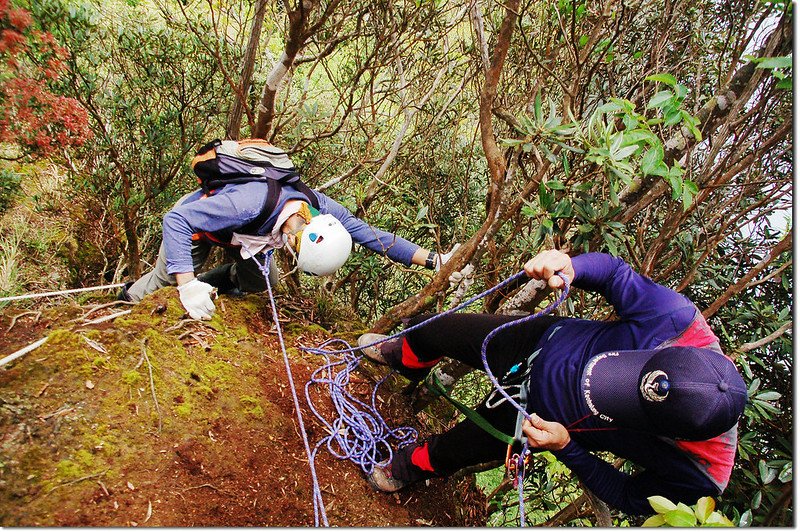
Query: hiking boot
117 281 134 302
366 464 407 493
358 333 390 365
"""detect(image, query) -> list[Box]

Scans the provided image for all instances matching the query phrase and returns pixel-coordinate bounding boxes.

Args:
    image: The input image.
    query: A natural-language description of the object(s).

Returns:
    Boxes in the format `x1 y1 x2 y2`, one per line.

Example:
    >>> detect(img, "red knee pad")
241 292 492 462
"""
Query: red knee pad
401 338 440 369
411 442 435 472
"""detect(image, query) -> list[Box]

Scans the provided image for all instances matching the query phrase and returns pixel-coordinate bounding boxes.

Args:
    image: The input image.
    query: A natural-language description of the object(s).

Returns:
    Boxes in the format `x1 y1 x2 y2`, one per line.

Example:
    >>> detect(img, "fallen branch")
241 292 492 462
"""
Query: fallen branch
6 310 41 333
39 406 75 420
46 470 109 494
139 341 162 434
70 301 136 322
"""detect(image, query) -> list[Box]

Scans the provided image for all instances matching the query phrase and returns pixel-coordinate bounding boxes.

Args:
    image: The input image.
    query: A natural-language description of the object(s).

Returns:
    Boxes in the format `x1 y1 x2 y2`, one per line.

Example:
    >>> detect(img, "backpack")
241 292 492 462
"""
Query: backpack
191 138 320 234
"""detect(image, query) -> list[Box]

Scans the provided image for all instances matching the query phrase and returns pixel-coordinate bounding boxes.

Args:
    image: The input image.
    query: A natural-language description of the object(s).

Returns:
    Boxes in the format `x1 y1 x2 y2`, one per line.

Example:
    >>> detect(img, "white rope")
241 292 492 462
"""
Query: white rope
0 283 125 303
0 337 48 367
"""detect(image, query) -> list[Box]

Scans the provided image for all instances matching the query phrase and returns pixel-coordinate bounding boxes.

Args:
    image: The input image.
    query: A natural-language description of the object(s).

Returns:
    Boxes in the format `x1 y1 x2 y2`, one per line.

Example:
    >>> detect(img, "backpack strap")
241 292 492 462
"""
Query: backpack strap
240 180 320 235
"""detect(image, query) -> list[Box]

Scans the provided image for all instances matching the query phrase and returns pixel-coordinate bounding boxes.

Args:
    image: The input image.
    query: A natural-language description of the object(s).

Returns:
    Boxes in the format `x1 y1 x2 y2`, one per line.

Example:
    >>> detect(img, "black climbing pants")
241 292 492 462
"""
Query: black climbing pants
386 313 565 483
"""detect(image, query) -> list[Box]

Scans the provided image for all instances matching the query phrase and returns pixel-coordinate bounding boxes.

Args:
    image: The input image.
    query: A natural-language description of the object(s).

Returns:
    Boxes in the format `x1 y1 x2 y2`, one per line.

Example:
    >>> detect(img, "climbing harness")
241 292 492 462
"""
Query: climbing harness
0 283 125 303
478 273 569 526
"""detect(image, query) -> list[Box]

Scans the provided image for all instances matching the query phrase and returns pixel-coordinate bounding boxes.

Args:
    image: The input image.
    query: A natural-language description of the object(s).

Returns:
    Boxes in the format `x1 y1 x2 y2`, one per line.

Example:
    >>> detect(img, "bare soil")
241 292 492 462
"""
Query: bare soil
0 289 488 526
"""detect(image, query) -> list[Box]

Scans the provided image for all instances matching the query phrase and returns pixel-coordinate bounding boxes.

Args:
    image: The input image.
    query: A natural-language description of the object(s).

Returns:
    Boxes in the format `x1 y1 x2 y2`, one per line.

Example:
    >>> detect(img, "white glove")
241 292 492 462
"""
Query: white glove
177 279 216 320
449 263 475 289
434 243 461 271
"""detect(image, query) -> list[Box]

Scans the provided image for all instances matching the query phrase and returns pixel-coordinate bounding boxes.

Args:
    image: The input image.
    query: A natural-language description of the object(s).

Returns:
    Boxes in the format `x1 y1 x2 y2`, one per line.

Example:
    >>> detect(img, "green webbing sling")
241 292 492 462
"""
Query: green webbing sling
425 372 515 446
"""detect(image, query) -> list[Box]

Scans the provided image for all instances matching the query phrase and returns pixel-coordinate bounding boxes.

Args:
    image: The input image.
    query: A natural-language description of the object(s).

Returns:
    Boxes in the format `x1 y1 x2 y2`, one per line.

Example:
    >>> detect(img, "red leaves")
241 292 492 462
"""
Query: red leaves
6 7 31 30
0 4 90 157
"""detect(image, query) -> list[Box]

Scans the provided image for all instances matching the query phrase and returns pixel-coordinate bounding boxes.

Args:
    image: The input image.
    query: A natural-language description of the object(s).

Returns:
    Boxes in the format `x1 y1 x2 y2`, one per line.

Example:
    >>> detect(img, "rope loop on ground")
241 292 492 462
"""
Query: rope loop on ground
305 338 418 476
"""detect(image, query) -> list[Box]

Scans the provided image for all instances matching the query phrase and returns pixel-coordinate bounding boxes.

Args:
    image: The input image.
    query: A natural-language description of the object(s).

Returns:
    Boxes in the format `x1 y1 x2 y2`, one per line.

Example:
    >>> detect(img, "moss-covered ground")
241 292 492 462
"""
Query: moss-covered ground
0 287 487 526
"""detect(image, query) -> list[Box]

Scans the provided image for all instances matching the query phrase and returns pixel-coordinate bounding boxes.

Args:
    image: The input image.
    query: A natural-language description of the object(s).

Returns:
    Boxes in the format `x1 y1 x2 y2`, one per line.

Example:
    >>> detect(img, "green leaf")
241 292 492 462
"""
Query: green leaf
779 462 793 483
646 73 677 86
682 186 694 210
579 35 589 47
759 460 777 484
534 92 543 123
664 508 697 527
598 101 623 113
675 83 688 101
755 391 781 401
668 175 682 199
664 110 682 126
552 199 572 218
623 113 639 130
704 512 735 527
695 496 715 522
641 514 666 527
756 55 792 69
647 90 674 109
739 509 753 527
641 146 664 176
602 232 619 255
500 138 526 147
622 130 658 146
613 144 639 161
545 180 567 190
751 490 762 509
776 77 792 90
415 206 428 221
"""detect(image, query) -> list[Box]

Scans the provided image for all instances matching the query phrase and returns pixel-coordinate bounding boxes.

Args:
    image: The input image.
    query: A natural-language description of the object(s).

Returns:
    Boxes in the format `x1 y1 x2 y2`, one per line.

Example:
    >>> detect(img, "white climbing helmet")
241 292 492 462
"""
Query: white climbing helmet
295 214 353 276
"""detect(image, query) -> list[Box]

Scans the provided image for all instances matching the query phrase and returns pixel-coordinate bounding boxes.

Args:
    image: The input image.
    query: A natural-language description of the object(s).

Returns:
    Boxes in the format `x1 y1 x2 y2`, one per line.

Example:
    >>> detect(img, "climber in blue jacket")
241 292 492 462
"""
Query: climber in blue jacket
122 181 457 320
359 250 747 515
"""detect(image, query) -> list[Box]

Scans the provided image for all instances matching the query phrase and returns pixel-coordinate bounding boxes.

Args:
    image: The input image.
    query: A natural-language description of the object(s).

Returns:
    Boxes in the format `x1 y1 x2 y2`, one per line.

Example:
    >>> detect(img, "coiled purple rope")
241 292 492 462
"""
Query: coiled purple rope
304 338 418 475
256 250 568 527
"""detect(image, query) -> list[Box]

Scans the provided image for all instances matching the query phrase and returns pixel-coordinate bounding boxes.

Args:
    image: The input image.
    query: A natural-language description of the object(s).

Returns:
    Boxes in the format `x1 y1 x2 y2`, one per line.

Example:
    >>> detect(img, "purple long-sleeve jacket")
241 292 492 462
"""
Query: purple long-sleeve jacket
526 253 738 515
161 182 420 275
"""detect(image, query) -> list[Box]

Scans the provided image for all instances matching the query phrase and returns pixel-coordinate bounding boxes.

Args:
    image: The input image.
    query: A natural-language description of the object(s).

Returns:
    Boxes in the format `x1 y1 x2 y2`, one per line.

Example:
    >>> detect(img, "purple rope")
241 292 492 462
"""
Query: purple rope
254 254 328 527
478 272 570 527
480 273 570 423
300 270 531 357
304 338 418 475
260 252 567 527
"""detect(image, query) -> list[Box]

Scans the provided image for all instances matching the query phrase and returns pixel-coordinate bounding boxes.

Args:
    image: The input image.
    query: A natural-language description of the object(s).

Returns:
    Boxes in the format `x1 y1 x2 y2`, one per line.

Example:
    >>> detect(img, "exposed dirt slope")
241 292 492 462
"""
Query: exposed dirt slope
0 289 487 526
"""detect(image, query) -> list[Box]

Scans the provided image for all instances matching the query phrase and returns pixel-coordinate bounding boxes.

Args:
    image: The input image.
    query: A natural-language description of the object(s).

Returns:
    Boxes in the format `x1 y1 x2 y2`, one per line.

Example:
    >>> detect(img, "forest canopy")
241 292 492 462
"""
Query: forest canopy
0 0 792 526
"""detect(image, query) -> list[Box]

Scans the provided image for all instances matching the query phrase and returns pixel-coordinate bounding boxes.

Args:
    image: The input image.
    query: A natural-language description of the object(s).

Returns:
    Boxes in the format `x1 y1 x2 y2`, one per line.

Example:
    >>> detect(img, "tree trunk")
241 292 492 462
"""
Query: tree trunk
253 0 320 139
226 0 268 139
370 0 519 333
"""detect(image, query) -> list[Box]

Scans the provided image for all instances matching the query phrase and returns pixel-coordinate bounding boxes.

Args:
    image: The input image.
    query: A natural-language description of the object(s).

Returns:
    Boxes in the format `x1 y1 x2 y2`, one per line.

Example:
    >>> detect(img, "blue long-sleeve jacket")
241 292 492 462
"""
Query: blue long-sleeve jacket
161 182 420 275
526 253 738 515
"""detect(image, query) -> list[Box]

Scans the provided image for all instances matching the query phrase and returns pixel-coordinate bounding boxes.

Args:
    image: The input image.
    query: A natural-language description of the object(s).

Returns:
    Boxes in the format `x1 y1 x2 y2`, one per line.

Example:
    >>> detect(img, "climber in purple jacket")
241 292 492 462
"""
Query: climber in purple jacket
122 182 457 320
358 250 747 515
